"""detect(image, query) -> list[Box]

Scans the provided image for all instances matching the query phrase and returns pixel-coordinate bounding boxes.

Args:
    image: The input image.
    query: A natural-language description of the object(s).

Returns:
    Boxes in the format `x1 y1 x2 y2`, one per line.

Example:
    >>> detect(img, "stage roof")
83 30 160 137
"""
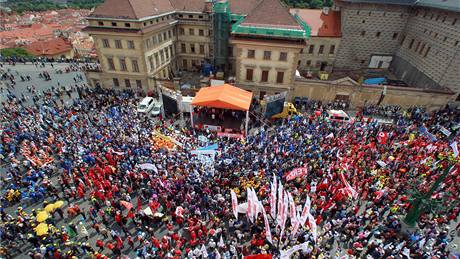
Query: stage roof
191 84 253 111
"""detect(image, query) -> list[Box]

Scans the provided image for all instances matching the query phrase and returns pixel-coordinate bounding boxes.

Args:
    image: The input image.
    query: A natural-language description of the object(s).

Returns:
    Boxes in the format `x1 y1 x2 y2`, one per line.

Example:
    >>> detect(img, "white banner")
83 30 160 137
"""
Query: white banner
137 163 158 173
231 190 238 219
262 210 272 244
280 241 311 259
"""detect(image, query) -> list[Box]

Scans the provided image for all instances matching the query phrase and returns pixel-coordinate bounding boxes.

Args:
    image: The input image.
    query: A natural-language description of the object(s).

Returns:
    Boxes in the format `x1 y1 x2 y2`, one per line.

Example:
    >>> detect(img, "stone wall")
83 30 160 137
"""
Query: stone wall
334 2 409 70
292 78 454 111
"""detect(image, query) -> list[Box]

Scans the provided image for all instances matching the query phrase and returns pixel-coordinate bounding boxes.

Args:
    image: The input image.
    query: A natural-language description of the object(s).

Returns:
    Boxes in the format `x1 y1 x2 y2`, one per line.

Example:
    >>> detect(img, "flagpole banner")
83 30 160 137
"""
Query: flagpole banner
231 190 238 219
285 167 308 181
262 210 272 244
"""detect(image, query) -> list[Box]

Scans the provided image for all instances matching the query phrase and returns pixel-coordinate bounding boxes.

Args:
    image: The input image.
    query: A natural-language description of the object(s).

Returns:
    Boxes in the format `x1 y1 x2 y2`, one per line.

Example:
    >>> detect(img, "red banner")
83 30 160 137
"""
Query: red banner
286 167 308 181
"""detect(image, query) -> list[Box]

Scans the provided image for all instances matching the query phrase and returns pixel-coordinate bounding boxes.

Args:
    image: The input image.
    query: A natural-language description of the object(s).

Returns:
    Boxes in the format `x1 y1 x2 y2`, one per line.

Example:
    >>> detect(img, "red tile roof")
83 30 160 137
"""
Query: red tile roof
25 38 72 56
241 0 302 30
289 8 342 37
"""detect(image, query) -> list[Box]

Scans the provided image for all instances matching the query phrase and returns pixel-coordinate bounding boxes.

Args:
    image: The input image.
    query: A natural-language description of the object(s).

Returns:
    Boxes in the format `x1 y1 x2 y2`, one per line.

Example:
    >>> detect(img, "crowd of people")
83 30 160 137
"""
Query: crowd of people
1 61 460 258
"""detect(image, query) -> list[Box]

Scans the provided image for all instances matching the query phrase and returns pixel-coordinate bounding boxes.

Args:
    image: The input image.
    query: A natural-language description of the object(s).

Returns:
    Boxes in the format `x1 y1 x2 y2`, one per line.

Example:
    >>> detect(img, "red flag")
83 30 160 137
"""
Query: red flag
285 167 308 181
377 131 388 144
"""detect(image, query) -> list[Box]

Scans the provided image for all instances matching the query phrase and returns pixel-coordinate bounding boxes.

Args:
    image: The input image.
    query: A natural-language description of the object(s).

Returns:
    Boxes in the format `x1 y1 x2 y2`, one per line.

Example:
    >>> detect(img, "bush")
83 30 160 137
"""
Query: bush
0 48 34 58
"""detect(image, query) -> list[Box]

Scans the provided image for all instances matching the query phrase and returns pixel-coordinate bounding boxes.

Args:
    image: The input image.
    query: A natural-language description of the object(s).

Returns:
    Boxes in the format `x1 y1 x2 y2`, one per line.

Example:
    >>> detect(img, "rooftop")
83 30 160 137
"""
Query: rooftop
25 38 72 56
290 8 341 37
339 0 460 12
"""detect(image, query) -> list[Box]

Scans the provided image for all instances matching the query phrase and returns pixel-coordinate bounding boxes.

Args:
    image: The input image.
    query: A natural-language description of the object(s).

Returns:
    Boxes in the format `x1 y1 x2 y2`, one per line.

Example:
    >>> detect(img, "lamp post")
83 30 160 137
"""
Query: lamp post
403 163 455 228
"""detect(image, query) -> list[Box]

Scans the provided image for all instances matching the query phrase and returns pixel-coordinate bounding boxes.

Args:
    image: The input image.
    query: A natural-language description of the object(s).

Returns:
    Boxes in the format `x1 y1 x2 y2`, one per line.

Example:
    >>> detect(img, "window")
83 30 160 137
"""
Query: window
98 21 104 26
409 39 415 49
136 80 142 88
125 23 131 27
102 39 110 48
228 47 233 57
263 51 271 60
419 43 425 54
248 49 255 58
169 45 174 56
179 14 183 18
127 40 135 49
392 32 398 40
189 28 194 35
159 50 165 64
119 58 127 71
360 60 365 64
199 29 204 36
168 30 172 38
306 60 311 66
276 71 284 84
179 28 184 35
181 44 186 53
107 57 115 70
199 15 203 19
444 36 447 42
148 56 154 71
132 60 139 72
115 40 122 49
190 44 195 53
154 53 159 67
400 35 406 45
415 41 421 52
261 70 269 82
376 31 381 38
188 15 193 18
158 34 163 43
455 41 459 47
113 78 119 87
199 45 205 54
111 22 117 26
308 45 314 54
329 45 335 54
183 59 187 68
424 46 431 57
246 69 253 81
279 52 287 61
152 35 158 45
318 45 324 54
362 20 365 23
163 32 167 40
165 48 169 60
361 31 366 36
145 39 151 48
125 79 131 88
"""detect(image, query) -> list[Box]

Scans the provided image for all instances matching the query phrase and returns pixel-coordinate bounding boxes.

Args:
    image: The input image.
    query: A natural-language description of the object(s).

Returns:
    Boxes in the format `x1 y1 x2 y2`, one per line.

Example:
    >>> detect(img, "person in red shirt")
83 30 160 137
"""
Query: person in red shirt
96 239 104 252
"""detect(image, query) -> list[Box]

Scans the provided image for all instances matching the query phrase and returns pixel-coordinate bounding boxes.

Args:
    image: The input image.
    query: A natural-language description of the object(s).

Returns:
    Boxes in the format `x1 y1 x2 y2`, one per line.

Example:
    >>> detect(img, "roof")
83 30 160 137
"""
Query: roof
290 9 341 37
232 0 310 39
191 84 253 111
25 38 72 56
90 0 262 19
90 0 174 19
339 0 460 12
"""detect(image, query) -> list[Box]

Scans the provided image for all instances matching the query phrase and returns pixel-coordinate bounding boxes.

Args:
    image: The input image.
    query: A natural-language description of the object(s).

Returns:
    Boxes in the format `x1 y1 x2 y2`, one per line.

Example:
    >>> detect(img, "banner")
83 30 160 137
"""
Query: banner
277 181 284 227
231 190 238 219
247 187 254 223
339 172 358 199
262 210 272 244
300 195 311 227
377 131 388 144
286 167 308 181
280 241 311 259
136 163 158 173
270 175 277 219
451 141 459 158
440 126 452 137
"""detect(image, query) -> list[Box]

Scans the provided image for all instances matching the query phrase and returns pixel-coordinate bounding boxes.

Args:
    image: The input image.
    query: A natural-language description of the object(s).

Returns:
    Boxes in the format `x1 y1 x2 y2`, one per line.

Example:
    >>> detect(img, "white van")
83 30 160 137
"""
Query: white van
137 97 155 113
326 110 353 123
150 102 162 116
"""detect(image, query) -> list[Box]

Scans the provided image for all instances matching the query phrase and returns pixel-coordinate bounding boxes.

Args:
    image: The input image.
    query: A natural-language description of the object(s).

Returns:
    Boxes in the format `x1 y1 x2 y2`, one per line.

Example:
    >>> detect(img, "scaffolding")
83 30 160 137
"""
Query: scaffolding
212 0 231 73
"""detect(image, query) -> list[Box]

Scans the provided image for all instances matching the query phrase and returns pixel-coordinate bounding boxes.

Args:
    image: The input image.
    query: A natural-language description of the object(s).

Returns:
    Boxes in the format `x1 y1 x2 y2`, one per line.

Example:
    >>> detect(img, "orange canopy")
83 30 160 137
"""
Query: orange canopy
191 84 253 111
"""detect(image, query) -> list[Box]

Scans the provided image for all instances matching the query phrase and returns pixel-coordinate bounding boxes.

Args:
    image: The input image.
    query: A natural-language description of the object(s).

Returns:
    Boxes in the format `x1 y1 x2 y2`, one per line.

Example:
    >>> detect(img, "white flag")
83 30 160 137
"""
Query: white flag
262 210 272 244
300 195 311 227
246 187 253 223
230 190 238 219
451 141 459 157
218 235 225 248
200 244 208 257
308 214 317 242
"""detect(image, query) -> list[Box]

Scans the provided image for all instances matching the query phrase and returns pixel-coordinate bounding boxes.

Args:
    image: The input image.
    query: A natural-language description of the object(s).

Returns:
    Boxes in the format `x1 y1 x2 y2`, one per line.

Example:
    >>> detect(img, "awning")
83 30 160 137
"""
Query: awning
191 84 253 111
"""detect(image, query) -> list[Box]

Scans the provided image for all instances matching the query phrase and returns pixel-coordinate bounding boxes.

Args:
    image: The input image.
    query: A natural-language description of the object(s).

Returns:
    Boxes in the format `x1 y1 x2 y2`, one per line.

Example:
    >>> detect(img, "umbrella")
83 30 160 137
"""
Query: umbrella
44 203 56 212
53 200 64 208
120 200 133 211
36 211 49 222
35 223 49 236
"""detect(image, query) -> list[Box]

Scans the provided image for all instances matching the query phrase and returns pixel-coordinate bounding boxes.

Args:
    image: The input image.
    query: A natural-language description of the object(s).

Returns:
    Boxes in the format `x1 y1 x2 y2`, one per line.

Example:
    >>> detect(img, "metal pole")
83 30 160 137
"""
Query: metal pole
245 110 249 137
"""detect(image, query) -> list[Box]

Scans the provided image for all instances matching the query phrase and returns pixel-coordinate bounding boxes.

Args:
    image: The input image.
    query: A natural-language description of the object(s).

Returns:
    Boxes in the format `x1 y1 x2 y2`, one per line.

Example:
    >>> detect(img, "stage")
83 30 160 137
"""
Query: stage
192 113 243 132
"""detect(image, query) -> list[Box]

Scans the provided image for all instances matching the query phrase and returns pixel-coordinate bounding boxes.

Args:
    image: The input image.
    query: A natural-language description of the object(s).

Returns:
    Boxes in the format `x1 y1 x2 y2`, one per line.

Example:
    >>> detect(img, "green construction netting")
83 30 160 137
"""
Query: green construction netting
231 13 310 39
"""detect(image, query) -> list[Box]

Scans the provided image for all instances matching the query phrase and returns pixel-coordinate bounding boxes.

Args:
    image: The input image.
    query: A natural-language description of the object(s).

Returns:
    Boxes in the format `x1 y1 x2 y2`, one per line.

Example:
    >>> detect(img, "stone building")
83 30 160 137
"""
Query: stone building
290 8 342 74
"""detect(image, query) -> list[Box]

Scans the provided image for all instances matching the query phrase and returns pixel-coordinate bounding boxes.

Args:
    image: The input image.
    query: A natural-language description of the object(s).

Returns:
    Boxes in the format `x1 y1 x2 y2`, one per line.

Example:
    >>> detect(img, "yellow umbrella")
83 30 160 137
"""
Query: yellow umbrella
36 211 49 222
44 203 56 212
53 200 64 208
35 223 49 236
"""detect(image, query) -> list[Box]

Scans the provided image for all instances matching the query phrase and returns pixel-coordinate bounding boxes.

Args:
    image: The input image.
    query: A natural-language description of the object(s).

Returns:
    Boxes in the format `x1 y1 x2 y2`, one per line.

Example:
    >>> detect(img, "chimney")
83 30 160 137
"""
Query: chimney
204 0 213 13
322 7 329 15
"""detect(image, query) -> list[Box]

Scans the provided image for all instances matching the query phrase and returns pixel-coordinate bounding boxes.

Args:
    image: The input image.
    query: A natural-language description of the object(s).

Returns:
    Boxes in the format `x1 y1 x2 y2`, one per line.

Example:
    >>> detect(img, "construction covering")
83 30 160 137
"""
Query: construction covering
191 84 253 111
232 14 310 39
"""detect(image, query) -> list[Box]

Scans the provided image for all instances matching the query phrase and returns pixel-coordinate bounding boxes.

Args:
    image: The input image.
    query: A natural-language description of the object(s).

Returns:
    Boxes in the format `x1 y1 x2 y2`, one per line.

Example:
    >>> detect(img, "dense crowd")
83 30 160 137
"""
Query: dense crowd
1 64 460 258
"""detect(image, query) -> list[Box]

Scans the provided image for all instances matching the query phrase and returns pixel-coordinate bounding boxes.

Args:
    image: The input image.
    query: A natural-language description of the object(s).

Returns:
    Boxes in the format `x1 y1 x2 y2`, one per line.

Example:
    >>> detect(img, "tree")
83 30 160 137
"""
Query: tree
0 48 34 58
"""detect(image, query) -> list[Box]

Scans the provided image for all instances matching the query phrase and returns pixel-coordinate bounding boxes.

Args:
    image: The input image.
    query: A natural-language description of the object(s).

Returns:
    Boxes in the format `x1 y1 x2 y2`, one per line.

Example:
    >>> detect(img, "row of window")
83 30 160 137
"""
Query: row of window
181 43 206 55
177 14 205 20
182 59 204 68
245 69 285 84
112 78 142 88
148 45 174 72
415 10 458 26
178 27 207 37
97 13 207 29
360 30 400 40
145 29 175 49
422 28 459 47
405 37 432 58
303 44 336 55
299 59 328 68
106 57 140 72
102 39 135 49
355 10 405 18
246 49 288 61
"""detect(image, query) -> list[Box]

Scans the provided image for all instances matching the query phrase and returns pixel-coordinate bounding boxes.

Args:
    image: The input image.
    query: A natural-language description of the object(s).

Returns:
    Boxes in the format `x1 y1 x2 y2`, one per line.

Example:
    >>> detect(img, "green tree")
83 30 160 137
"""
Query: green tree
0 48 34 58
